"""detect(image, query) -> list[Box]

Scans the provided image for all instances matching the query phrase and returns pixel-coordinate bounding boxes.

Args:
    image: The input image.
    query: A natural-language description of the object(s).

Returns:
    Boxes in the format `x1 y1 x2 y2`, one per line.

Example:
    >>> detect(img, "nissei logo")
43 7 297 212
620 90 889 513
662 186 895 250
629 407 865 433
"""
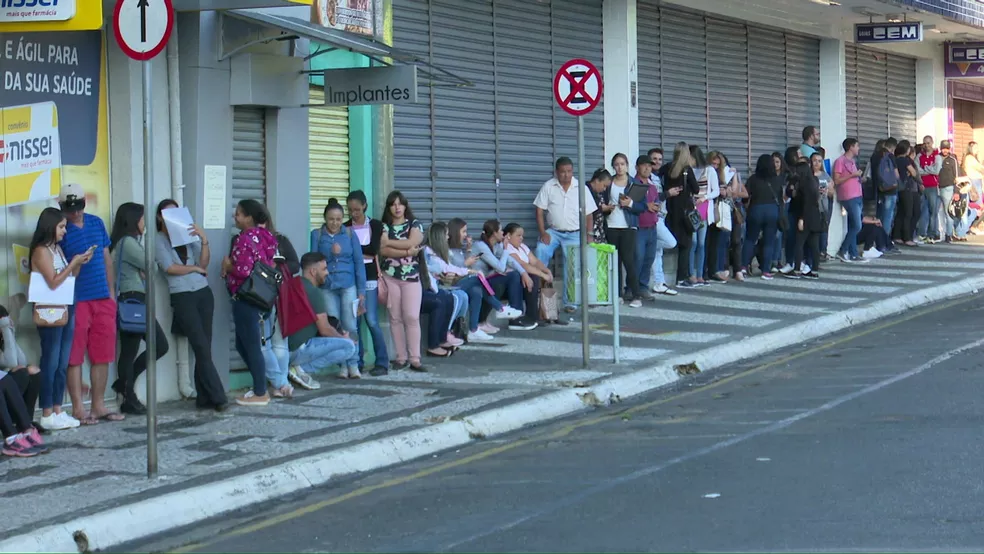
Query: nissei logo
3 136 53 163
1 0 59 7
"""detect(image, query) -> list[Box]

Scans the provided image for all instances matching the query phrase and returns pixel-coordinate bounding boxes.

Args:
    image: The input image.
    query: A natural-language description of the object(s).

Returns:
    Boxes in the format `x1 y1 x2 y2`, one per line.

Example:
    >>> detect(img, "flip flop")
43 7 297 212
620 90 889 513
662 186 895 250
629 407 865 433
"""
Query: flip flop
94 412 125 422
76 414 99 425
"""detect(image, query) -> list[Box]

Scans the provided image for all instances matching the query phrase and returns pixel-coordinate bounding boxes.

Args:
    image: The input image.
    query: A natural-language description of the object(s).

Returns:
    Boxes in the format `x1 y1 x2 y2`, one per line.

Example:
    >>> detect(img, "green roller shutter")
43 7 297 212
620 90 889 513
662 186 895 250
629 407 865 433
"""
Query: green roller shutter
308 85 351 228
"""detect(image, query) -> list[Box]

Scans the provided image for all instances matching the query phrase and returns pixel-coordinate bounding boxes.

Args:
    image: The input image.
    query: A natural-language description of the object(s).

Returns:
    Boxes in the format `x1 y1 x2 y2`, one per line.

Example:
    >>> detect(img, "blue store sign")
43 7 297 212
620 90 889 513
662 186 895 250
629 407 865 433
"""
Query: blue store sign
855 22 923 43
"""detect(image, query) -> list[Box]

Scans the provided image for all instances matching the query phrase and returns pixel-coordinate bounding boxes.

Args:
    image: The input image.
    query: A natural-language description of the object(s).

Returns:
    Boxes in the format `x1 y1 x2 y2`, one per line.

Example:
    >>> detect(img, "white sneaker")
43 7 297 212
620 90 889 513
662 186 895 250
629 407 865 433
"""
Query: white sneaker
801 264 811 274
629 299 643 308
496 306 523 320
41 413 76 431
863 247 883 260
652 283 678 296
467 329 495 342
235 390 270 406
288 366 321 390
778 264 794 275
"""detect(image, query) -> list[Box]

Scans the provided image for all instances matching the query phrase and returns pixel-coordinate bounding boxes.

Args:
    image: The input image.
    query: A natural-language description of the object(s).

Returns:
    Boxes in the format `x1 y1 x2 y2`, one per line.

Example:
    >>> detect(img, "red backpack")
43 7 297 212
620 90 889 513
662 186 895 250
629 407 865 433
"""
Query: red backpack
275 264 317 337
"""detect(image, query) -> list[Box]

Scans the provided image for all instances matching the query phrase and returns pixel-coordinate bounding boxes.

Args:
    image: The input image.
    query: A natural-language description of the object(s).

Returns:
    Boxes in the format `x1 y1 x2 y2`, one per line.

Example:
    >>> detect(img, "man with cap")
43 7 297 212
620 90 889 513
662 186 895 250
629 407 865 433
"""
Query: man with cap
938 140 960 243
58 183 123 424
636 153 677 297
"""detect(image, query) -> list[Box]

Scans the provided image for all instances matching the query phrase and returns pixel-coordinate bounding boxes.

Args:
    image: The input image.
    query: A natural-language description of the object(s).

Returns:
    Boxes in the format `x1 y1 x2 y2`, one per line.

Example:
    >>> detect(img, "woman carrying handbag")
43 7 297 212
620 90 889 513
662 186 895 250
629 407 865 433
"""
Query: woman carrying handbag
110 203 170 415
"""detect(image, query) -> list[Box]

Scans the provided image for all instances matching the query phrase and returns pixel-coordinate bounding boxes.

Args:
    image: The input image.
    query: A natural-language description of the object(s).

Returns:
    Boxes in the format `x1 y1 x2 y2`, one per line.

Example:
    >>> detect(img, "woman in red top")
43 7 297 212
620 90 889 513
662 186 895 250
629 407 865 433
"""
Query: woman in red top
918 141 942 242
222 199 279 407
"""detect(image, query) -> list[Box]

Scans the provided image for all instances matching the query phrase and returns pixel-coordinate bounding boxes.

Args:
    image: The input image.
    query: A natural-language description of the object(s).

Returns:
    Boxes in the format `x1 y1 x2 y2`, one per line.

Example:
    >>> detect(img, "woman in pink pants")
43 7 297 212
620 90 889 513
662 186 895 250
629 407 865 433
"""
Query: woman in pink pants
379 191 426 372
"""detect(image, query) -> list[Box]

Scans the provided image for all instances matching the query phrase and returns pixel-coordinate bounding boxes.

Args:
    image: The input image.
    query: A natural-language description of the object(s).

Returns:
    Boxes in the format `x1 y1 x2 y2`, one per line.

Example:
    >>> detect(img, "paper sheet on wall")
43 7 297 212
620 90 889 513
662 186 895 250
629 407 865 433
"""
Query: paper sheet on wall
28 272 75 305
202 165 227 230
162 207 199 247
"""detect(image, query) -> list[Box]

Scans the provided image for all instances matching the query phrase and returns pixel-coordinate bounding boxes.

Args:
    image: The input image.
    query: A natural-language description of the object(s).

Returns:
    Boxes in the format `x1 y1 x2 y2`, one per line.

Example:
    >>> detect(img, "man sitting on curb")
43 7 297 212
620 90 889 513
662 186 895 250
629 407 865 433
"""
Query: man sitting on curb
287 252 360 380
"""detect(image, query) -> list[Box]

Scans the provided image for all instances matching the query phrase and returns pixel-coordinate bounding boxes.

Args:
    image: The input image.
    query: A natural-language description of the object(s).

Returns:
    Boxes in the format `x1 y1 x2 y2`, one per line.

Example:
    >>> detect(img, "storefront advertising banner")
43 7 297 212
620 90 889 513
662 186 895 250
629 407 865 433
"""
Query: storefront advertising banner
311 0 373 36
946 42 984 78
949 80 984 103
0 0 99 31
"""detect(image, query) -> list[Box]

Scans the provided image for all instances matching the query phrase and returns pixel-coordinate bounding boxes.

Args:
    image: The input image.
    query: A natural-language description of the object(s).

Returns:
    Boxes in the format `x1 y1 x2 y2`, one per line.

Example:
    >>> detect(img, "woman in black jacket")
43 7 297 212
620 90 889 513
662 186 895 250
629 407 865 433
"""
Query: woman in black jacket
660 142 700 289
345 190 389 375
791 161 822 278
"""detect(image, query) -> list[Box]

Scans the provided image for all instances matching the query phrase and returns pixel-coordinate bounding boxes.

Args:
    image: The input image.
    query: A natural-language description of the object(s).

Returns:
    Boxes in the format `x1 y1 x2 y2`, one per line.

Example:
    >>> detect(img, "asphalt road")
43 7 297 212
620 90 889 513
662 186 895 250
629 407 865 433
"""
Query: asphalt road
125 294 984 553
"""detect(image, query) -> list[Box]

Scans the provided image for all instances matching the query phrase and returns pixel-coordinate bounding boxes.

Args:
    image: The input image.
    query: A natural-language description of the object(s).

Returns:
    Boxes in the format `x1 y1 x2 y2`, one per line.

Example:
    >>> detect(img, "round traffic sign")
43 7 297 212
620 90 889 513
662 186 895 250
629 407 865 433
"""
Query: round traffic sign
113 0 175 61
553 58 603 117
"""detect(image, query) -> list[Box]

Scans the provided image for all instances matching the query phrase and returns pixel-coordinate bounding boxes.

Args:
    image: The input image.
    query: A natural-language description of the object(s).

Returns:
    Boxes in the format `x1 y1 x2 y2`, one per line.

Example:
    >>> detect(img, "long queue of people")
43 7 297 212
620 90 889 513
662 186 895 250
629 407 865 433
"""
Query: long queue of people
3 128 980 458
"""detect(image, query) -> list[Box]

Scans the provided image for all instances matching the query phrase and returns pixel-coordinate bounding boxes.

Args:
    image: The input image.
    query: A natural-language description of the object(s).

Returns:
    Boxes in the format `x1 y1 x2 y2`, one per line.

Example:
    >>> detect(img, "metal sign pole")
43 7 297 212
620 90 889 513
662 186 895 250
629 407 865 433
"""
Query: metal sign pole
612 249 620 364
142 59 158 478
577 115 589 368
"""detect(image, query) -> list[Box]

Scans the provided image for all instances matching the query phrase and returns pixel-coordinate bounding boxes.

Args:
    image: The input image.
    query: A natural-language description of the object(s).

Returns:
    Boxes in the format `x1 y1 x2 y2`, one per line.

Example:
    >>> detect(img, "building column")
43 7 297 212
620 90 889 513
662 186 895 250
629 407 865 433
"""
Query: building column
916 57 947 142
603 0 638 166
819 39 847 156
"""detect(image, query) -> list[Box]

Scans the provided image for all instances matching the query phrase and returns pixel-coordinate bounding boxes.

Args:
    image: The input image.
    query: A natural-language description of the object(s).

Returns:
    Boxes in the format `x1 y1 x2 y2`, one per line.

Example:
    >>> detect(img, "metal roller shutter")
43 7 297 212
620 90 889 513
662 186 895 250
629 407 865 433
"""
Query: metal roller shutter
636 0 661 155
229 106 266 372
886 53 917 142
856 46 889 161
748 27 786 160
392 0 604 235
495 0 553 235
308 86 351 227
845 45 860 143
551 0 605 173
706 17 749 174
784 35 821 148
659 9 707 148
392 0 434 220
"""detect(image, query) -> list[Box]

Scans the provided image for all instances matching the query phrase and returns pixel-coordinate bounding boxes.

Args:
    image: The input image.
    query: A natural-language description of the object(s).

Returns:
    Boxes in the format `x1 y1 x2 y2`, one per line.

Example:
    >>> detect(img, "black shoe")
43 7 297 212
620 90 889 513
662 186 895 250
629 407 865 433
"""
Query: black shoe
121 398 147 416
551 318 569 326
370 365 390 376
214 403 230 413
390 360 409 371
508 318 538 331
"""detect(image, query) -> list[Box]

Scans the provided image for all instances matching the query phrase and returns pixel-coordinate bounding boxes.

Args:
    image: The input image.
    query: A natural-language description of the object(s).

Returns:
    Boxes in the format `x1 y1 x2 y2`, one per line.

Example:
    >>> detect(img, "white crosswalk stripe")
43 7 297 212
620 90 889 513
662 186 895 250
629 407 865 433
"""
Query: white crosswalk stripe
641 291 830 315
464 338 669 362
591 305 779 327
857 259 984 269
556 326 734 344
812 273 933 285
821 266 965 278
696 286 864 304
748 278 900 294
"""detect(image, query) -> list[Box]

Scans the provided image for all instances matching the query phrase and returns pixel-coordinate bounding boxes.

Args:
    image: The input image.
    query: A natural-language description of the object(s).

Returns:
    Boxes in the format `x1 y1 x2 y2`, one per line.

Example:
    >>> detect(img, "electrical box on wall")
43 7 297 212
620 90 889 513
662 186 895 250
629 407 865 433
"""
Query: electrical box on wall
229 53 306 107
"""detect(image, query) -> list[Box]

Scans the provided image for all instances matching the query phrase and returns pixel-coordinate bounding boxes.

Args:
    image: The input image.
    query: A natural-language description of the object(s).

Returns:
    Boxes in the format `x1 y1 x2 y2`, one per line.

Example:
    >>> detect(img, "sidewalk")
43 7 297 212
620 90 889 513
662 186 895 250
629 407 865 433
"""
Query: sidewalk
4 241 984 552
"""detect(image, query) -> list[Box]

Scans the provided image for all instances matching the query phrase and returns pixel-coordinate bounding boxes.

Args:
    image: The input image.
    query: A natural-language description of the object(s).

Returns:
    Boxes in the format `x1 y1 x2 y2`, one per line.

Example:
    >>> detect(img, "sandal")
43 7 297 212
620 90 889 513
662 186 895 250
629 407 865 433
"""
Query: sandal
94 412 125 422
409 363 428 372
75 414 99 425
426 348 451 358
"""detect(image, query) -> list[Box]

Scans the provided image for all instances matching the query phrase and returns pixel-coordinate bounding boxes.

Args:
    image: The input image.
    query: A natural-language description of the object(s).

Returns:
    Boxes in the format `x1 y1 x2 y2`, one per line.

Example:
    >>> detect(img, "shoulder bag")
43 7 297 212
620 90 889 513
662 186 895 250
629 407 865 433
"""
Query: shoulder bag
33 246 70 328
235 233 283 312
116 238 148 334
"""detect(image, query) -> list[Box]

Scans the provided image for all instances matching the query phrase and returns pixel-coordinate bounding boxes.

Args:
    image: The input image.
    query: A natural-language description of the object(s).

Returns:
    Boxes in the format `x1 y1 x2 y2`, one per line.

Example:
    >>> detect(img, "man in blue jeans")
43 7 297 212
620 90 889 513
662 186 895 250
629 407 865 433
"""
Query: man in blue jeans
287 252 360 380
534 157 597 311
833 138 868 263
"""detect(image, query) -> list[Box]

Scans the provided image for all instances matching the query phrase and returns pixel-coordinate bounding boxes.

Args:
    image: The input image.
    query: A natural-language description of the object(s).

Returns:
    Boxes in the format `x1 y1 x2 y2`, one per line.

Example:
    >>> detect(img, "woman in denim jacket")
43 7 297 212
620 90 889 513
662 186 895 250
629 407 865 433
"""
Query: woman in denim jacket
310 199 367 378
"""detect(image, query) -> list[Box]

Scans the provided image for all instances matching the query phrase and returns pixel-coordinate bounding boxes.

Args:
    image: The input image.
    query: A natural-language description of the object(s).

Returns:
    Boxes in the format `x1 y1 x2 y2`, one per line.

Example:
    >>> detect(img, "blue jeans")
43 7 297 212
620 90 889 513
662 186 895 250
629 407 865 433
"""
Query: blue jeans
457 275 502 332
636 226 658 288
742 203 779 269
323 285 360 339
535 228 579 306
359 284 389 370
232 299 267 396
918 187 942 239
688 224 707 278
715 226 731 273
289 337 359 373
260 309 289 389
448 289 468 330
940 186 955 238
38 308 74 410
956 207 979 238
819 198 832 255
878 192 898 238
649 218 677 286
837 197 863 259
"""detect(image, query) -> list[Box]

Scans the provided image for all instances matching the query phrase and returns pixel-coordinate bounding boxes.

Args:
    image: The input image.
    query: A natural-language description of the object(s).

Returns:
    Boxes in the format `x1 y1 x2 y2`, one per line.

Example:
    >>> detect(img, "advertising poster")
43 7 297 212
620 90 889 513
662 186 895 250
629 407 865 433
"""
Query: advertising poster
0 30 109 346
311 0 374 36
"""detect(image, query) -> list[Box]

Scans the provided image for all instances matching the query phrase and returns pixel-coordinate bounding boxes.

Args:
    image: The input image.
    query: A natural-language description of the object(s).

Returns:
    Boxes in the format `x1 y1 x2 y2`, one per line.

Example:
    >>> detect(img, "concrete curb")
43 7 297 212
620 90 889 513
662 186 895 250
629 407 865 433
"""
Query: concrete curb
4 275 982 553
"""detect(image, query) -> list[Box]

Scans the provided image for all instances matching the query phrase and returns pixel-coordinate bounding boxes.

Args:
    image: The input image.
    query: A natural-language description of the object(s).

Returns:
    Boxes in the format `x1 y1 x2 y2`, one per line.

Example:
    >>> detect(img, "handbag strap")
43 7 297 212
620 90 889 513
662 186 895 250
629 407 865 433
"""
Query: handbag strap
115 236 146 300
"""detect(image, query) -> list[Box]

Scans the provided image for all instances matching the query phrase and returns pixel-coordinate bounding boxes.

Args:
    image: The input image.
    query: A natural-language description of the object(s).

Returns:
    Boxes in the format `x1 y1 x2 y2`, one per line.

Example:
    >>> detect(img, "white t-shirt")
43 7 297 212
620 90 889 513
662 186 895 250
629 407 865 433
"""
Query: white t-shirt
607 182 629 229
504 243 531 264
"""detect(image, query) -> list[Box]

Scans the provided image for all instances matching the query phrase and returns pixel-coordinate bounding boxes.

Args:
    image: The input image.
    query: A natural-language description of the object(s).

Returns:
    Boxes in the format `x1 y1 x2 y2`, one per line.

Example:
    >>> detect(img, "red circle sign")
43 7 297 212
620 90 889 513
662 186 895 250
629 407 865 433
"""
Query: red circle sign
553 58 603 117
113 0 175 61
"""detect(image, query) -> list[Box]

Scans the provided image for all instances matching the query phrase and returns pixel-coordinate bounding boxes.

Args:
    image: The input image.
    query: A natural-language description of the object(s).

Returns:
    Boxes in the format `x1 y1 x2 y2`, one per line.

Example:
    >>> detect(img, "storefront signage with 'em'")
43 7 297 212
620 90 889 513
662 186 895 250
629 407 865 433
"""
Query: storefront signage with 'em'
854 22 923 44
321 65 417 106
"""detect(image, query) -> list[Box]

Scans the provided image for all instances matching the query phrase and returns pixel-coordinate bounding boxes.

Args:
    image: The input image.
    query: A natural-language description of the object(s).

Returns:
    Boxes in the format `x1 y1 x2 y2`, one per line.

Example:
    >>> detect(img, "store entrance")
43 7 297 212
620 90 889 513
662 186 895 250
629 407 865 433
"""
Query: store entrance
952 98 984 159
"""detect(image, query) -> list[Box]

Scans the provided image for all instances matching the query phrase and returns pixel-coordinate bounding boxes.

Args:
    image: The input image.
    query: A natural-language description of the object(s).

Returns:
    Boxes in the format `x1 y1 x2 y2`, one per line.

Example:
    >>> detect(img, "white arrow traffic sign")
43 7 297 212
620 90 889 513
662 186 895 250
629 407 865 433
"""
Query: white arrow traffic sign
113 0 174 61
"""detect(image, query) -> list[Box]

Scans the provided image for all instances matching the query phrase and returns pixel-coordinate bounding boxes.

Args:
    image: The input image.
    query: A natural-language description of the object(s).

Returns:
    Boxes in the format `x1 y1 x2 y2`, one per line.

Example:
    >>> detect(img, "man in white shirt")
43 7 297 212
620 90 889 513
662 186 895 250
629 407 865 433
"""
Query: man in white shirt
534 156 596 310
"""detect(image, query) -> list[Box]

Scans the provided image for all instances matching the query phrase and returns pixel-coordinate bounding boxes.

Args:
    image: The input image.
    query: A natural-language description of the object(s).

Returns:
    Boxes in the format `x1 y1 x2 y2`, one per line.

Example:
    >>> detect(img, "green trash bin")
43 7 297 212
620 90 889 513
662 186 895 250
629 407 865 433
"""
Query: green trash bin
564 242 616 306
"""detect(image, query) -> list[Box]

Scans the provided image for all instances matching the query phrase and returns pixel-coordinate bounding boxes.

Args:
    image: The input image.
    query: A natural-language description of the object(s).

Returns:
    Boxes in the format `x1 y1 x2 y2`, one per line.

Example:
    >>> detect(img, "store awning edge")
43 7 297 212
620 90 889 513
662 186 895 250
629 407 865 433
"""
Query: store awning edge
223 9 472 87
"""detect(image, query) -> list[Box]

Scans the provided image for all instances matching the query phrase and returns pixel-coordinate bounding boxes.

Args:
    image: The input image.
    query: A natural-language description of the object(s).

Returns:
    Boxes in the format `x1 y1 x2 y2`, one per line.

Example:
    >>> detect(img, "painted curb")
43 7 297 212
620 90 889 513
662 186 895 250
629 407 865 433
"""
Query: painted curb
3 275 981 553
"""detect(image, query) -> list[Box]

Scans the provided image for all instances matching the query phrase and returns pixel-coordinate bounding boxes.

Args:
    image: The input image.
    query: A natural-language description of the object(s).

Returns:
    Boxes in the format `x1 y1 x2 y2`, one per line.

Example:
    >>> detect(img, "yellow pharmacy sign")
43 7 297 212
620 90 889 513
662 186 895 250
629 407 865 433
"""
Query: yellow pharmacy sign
0 101 61 207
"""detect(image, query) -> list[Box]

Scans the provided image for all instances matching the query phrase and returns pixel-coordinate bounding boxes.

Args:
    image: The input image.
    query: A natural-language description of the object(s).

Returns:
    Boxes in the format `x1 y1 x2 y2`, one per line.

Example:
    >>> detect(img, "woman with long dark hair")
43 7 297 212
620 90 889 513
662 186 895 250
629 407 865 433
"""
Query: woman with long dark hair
109 202 169 415
154 199 228 411
222 199 278 405
29 207 90 429
472 219 537 331
607 153 644 304
345 190 389 376
742 154 784 279
378 191 426 372
790 161 823 278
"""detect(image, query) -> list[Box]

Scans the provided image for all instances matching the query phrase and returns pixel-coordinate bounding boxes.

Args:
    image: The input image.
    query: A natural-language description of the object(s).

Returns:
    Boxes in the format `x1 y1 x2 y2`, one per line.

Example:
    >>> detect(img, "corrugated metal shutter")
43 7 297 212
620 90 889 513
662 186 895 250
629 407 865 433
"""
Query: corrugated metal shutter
392 0 604 236
308 85 351 227
706 17 749 175
845 45 860 144
886 53 917 142
229 106 266 372
636 0 661 155
495 0 553 236
785 34 821 148
392 0 434 220
551 0 605 173
748 26 787 159
856 46 889 161
659 9 707 148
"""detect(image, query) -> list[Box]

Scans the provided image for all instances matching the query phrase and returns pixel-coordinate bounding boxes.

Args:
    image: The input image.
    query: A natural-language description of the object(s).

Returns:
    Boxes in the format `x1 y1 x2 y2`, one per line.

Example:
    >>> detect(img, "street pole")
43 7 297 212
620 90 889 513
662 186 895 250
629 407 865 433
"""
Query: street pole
577 115 589 368
142 59 158 478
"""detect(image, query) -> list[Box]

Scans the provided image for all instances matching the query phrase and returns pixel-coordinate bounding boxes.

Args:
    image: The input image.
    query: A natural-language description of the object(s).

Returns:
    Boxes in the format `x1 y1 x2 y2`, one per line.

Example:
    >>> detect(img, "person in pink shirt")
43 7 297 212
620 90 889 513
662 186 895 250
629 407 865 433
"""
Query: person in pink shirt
833 138 866 263
222 199 279 407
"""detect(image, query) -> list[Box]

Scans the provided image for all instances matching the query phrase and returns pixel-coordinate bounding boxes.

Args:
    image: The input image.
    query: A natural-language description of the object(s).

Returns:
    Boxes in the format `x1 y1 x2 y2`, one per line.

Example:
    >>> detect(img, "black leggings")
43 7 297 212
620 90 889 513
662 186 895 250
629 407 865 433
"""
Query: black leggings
115 293 169 404
523 277 541 320
9 370 39 418
893 190 918 243
795 231 821 272
0 375 32 437
171 288 227 408
606 228 640 299
670 223 693 282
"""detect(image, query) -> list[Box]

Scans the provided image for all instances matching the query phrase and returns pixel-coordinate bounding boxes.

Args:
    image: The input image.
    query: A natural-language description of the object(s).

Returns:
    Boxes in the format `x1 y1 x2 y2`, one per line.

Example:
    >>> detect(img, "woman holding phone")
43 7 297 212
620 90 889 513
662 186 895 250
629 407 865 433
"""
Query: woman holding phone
155 200 228 411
